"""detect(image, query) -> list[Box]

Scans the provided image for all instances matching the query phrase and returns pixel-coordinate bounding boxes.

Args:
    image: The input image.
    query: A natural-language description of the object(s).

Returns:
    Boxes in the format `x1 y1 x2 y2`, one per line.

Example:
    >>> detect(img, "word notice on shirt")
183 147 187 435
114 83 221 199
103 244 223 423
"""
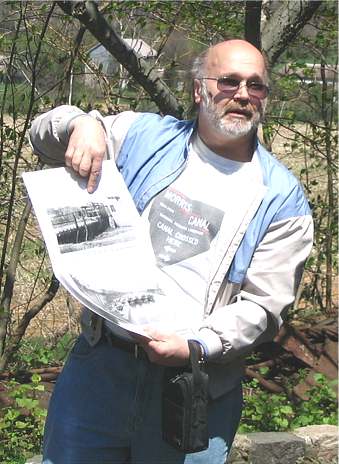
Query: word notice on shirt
149 187 224 267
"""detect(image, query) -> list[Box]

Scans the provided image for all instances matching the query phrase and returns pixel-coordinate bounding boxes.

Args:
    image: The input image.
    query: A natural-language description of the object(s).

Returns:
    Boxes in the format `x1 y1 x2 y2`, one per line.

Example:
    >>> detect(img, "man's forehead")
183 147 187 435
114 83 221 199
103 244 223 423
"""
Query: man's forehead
206 42 266 76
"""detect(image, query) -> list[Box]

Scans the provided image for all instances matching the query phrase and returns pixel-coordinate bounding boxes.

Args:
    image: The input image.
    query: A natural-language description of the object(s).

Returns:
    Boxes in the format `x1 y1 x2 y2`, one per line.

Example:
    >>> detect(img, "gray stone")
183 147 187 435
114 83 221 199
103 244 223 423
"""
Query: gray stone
248 432 305 464
293 425 338 462
229 432 305 464
228 434 252 462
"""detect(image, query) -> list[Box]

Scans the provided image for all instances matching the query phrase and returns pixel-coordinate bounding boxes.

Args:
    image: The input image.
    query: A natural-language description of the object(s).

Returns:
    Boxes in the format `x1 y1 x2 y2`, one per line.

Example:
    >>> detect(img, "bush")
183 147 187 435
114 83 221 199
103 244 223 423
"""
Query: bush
0 375 46 464
239 374 338 433
291 373 338 428
9 333 76 371
0 335 76 463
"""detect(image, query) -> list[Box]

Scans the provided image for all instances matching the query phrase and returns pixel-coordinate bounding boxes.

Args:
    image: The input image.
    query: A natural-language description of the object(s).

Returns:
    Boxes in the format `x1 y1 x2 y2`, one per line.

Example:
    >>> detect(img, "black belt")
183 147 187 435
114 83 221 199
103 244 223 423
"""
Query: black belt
104 329 148 360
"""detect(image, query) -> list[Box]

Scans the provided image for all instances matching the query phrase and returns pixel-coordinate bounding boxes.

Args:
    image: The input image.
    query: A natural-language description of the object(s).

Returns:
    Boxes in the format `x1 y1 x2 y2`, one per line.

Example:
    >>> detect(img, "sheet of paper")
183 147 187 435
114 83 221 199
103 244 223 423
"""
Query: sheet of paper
22 160 168 338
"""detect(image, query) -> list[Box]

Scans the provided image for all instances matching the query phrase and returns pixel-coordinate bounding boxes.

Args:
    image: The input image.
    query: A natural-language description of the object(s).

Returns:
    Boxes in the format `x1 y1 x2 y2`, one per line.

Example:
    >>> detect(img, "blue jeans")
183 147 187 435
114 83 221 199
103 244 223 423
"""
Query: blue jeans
43 335 242 464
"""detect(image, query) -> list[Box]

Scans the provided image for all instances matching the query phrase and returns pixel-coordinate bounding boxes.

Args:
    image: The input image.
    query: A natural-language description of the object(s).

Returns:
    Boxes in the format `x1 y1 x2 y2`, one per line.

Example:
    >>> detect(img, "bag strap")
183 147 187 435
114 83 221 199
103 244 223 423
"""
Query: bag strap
188 340 205 388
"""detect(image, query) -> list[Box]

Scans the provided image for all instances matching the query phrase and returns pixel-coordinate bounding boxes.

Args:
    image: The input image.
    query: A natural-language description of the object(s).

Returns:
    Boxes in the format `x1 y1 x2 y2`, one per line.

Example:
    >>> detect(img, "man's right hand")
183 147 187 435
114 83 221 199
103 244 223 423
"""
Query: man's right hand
65 115 107 193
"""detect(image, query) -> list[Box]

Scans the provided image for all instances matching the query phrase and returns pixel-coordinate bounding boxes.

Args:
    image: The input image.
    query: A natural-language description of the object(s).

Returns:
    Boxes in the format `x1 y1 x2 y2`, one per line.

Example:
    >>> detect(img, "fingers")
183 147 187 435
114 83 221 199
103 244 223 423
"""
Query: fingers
65 147 89 174
64 116 106 193
87 157 104 193
65 145 76 169
138 331 190 367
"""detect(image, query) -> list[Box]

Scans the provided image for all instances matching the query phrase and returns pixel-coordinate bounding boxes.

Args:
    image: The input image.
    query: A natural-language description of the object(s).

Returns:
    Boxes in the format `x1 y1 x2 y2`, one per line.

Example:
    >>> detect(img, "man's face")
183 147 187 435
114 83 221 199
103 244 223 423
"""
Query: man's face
199 80 265 139
195 42 268 140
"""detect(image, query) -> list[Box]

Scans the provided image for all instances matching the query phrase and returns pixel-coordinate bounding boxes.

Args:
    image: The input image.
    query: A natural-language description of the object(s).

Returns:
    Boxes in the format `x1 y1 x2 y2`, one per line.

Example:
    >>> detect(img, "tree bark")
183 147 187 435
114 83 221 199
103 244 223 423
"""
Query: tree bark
261 0 322 66
57 1 184 118
245 1 262 50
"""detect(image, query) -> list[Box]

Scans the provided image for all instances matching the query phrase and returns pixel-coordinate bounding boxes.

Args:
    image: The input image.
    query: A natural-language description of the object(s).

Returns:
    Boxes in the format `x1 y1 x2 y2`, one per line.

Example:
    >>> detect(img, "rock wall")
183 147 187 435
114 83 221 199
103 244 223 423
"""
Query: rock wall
229 425 338 464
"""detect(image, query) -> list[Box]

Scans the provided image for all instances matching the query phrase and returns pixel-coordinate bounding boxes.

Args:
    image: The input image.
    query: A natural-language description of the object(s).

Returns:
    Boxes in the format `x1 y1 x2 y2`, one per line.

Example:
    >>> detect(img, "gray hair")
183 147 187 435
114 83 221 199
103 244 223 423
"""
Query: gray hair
191 48 209 79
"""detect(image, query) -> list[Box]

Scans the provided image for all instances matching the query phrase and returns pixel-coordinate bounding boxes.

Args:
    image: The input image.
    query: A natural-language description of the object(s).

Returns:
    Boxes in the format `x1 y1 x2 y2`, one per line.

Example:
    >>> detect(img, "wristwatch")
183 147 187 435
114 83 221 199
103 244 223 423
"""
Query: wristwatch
189 340 206 365
198 342 206 365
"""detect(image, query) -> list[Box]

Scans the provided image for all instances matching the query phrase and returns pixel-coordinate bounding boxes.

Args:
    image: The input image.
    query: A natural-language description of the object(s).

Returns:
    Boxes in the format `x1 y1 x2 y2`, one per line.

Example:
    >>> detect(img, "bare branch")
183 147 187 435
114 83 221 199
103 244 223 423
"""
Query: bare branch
0 201 32 359
0 3 56 291
57 1 184 118
0 273 60 371
0 3 56 365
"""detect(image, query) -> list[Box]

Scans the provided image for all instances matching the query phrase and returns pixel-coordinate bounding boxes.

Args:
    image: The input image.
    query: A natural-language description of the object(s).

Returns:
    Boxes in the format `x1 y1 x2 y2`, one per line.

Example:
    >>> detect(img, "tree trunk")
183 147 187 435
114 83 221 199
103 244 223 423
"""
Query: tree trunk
245 1 262 50
261 0 322 66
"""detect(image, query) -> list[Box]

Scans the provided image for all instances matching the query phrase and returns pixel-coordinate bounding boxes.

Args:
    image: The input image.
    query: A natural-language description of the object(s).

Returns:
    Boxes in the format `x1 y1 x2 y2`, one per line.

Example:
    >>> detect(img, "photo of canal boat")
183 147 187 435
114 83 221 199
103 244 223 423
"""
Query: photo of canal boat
47 198 133 254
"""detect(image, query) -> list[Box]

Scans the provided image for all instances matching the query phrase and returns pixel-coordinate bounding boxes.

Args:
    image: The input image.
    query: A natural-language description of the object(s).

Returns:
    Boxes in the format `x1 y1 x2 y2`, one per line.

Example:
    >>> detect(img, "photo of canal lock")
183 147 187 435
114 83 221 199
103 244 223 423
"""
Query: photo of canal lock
47 197 135 254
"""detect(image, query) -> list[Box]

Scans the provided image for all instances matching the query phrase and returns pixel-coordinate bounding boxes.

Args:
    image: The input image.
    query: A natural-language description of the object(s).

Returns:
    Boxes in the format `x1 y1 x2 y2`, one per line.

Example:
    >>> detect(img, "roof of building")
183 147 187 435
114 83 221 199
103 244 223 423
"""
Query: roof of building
89 38 157 59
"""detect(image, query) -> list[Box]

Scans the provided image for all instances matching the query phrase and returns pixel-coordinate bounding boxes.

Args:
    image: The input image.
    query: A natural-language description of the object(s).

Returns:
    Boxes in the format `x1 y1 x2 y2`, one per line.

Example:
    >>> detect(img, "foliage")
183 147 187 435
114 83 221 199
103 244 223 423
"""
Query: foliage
240 379 293 432
9 332 75 371
0 333 74 462
0 374 46 464
240 374 338 433
291 374 338 428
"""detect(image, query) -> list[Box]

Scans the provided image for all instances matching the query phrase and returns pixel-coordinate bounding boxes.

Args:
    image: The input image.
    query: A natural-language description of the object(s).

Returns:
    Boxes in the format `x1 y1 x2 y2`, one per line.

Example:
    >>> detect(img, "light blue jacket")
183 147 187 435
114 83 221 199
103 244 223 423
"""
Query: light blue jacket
29 107 314 398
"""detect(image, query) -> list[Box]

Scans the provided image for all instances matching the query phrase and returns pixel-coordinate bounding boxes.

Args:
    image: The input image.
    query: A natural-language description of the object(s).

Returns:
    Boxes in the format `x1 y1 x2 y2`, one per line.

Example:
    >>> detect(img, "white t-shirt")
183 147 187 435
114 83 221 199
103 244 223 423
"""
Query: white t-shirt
131 133 263 334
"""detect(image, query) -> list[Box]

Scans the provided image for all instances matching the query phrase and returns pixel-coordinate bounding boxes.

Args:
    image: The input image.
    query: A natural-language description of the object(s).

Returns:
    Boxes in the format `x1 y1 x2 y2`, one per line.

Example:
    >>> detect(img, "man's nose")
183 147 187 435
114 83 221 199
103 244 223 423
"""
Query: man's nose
233 83 250 100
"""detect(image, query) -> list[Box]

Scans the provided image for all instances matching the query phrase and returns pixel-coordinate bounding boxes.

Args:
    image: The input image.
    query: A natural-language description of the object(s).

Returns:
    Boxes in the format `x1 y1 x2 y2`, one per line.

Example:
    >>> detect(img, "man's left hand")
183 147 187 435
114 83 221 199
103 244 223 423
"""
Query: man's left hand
135 329 190 367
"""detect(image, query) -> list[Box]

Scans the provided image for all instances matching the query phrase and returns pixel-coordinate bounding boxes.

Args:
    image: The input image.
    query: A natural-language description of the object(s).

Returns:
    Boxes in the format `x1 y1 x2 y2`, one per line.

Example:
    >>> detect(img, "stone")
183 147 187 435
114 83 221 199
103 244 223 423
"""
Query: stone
293 425 338 462
228 434 251 463
229 432 305 464
247 432 305 464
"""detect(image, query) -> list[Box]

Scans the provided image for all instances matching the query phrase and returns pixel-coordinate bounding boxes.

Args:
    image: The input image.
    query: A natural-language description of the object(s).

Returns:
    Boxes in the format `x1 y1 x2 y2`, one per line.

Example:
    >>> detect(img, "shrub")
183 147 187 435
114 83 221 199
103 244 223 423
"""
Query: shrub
239 374 338 433
0 374 46 464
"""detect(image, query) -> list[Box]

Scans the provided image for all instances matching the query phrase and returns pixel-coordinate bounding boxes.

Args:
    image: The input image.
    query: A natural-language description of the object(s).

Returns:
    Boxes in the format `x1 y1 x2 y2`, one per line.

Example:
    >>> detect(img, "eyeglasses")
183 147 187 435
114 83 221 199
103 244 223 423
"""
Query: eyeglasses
200 76 269 99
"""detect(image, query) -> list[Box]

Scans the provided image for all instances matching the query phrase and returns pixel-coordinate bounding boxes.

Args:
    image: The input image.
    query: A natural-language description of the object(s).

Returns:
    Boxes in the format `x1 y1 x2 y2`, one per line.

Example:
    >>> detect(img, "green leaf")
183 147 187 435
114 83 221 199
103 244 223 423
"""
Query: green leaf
259 367 269 375
15 420 27 429
31 373 42 384
16 397 39 410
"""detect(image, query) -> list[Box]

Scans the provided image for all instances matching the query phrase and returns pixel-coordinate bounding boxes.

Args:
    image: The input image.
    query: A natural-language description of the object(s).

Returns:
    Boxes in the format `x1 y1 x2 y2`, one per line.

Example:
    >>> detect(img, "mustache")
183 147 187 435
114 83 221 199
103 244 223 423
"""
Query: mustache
223 105 254 117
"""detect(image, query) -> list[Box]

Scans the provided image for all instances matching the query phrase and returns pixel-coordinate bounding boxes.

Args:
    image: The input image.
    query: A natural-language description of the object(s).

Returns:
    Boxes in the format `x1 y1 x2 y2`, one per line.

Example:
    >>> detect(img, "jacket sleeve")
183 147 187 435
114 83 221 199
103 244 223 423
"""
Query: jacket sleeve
28 105 139 164
28 105 86 165
198 212 314 362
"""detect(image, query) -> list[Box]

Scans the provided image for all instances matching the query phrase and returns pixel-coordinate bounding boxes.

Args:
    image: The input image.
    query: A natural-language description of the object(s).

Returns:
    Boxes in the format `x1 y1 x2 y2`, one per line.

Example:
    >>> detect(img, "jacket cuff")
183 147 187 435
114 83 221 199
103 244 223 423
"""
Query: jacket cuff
48 105 85 141
197 328 223 359
64 111 87 136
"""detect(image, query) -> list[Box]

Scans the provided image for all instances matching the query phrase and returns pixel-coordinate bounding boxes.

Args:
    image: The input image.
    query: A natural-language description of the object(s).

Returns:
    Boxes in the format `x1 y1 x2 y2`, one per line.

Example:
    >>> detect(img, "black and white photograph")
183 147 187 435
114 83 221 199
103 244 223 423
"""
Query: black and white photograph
22 160 162 336
47 199 138 254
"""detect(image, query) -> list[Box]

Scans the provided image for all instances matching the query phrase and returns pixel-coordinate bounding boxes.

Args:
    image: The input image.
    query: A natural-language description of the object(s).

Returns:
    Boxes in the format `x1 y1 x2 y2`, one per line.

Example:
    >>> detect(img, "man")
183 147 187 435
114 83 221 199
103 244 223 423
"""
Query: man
30 40 313 464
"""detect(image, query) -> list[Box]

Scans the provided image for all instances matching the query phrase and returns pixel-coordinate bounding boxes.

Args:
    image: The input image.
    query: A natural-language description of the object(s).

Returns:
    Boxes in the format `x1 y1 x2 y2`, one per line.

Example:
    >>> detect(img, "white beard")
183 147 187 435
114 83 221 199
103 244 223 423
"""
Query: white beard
200 84 263 139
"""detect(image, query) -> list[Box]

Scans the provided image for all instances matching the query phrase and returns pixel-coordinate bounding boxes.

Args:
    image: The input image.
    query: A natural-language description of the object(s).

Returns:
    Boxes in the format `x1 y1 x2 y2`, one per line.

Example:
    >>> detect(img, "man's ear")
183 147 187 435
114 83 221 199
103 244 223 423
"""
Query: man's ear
193 79 202 104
